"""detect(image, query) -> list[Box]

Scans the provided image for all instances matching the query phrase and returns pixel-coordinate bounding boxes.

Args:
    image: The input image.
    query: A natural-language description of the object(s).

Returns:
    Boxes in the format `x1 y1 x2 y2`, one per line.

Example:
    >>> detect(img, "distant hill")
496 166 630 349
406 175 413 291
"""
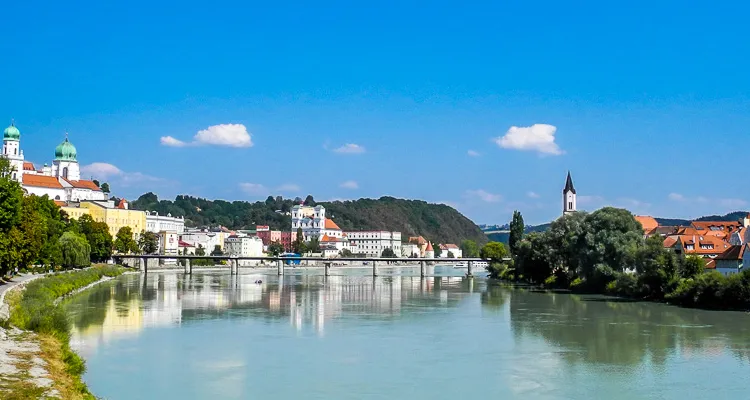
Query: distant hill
130 193 487 245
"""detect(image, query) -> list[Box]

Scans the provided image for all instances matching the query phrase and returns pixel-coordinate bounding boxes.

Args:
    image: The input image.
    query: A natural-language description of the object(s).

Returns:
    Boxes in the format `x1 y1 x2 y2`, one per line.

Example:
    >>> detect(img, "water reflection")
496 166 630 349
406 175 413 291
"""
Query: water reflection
504 286 750 366
67 273 479 356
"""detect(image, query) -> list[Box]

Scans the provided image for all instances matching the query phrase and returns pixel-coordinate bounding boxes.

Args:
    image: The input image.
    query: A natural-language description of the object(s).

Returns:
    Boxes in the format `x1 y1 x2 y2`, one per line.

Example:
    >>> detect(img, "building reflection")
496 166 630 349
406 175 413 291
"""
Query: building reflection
68 272 477 355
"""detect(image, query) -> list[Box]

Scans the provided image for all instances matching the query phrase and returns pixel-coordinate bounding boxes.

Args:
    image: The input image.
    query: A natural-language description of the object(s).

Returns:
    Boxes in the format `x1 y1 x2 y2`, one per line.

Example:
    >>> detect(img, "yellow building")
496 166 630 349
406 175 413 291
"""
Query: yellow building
62 200 146 238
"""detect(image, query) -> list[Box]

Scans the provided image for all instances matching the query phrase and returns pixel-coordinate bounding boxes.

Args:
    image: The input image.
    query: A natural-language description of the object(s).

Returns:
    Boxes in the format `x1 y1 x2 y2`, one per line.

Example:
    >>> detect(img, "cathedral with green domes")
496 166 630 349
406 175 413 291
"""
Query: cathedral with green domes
2 121 106 202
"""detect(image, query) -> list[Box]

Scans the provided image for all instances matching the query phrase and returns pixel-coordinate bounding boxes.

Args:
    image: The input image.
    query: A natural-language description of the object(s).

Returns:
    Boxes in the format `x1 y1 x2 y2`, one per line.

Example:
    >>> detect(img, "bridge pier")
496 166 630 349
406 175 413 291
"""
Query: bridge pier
142 257 147 274
420 260 426 277
467 261 473 277
233 259 239 275
187 259 192 275
324 262 331 276
277 259 284 276
372 260 378 277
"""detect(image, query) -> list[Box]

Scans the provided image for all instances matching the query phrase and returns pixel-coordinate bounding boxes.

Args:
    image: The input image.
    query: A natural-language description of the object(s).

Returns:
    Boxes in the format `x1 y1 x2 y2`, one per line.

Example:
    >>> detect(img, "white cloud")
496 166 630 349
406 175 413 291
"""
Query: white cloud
494 124 563 155
276 184 300 192
340 180 359 189
527 191 540 199
464 189 502 203
239 183 267 195
467 150 480 157
81 162 123 179
332 143 366 154
161 124 253 148
160 136 187 147
668 193 685 201
80 162 166 189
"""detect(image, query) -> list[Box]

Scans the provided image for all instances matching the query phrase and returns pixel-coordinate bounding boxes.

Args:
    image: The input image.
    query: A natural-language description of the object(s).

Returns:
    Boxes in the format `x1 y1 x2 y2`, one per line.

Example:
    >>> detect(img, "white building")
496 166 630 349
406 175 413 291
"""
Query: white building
424 242 434 258
180 229 229 253
3 122 107 202
224 235 264 266
346 231 402 257
292 204 327 241
563 171 577 215
146 211 185 234
402 243 420 257
439 244 462 258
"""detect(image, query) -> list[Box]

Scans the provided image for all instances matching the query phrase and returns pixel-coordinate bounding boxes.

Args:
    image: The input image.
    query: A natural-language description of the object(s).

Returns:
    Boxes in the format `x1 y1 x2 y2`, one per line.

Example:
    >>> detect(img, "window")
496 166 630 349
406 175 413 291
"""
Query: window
62 167 68 179
568 202 573 209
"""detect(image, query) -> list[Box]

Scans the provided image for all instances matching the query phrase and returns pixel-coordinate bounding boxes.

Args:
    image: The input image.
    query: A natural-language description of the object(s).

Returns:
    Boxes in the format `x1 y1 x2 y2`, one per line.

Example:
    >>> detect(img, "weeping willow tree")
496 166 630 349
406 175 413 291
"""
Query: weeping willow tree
58 232 91 268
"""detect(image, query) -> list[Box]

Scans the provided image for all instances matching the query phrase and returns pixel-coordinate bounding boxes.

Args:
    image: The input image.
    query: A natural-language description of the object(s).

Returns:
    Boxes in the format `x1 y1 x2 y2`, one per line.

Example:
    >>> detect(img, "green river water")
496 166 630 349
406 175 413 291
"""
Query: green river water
64 268 750 399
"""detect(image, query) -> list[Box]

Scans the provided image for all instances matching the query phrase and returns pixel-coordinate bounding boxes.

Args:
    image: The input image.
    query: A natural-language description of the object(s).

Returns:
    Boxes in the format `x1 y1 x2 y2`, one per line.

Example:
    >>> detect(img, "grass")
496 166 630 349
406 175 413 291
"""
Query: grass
4 265 125 399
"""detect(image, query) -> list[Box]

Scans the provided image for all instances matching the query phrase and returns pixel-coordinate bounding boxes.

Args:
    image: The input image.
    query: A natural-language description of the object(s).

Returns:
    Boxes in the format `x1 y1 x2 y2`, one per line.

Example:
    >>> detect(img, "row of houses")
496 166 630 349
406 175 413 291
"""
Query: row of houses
636 215 750 276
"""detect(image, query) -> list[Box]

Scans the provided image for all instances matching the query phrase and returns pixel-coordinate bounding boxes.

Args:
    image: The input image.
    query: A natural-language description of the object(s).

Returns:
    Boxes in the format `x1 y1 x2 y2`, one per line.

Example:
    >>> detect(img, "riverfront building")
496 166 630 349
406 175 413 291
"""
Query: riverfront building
2 122 107 202
224 235 264 266
346 231 401 257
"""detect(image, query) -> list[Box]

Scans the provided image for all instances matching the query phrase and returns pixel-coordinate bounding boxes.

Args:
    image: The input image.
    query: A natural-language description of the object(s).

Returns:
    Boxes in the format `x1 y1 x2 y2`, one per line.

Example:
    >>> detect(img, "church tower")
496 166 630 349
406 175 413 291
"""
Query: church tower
52 134 80 181
3 121 25 183
563 171 576 215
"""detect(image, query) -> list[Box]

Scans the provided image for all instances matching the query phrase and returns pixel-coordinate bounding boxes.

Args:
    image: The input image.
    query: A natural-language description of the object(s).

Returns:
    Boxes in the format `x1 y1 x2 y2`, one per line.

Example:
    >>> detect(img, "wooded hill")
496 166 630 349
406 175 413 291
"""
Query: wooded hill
129 193 488 245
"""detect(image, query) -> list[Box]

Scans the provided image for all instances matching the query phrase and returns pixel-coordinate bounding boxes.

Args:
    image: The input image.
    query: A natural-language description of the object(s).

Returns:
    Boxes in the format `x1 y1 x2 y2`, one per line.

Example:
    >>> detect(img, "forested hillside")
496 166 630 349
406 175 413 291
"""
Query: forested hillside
130 193 487 245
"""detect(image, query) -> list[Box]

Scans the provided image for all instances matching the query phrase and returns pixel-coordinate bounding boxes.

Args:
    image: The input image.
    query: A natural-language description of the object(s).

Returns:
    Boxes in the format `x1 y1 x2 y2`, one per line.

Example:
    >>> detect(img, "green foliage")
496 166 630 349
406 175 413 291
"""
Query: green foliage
381 248 397 258
680 255 705 279
0 157 23 232
432 241 442 258
138 231 159 255
460 240 479 258
77 214 113 262
114 226 138 254
100 182 110 193
129 193 487 246
308 237 321 253
292 228 306 254
58 232 91 268
514 232 552 284
210 245 224 256
340 249 353 257
8 265 124 392
268 241 284 256
509 210 524 254
446 250 455 258
480 241 509 263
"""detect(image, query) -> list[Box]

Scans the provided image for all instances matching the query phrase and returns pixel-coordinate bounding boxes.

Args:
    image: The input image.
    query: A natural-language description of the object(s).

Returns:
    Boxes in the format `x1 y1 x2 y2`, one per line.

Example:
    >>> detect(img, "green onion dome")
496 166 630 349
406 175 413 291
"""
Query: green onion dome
3 122 20 141
55 136 77 161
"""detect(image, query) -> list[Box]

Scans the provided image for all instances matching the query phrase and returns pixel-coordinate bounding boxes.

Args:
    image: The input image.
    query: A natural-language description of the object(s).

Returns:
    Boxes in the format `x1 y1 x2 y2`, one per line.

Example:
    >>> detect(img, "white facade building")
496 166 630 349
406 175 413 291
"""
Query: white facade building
180 229 229 253
146 212 186 234
292 204 327 241
224 235 264 266
402 243 420 257
2 122 107 202
346 231 402 257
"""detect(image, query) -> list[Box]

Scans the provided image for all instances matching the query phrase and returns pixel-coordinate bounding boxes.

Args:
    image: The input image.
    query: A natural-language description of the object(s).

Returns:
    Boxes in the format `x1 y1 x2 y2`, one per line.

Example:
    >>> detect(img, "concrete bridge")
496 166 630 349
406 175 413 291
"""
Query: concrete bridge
112 255 488 278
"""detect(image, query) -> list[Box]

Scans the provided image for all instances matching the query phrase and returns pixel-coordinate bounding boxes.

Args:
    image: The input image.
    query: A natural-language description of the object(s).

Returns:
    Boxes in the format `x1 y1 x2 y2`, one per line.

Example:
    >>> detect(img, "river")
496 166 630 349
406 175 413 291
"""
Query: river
65 269 750 399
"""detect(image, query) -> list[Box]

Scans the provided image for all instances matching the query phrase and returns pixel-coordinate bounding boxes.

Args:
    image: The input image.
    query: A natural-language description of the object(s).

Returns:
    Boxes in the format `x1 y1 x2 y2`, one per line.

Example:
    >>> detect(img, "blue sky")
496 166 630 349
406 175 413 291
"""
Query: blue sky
1 0 749 225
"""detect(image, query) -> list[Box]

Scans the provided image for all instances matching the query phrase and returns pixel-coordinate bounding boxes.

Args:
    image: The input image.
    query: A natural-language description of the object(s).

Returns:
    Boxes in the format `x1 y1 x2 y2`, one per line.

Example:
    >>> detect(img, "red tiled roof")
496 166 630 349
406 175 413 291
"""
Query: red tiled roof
444 243 459 249
635 216 659 233
22 174 63 189
678 235 730 255
425 242 434 251
715 245 745 261
117 199 128 209
409 236 427 245
53 200 66 207
178 240 194 247
324 219 341 230
320 234 338 242
663 237 678 248
67 179 101 191
22 162 35 171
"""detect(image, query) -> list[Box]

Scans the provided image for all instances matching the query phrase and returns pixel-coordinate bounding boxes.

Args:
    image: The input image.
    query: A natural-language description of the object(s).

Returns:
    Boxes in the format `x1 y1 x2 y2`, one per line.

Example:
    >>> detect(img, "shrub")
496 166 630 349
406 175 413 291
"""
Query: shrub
606 273 641 297
544 275 557 287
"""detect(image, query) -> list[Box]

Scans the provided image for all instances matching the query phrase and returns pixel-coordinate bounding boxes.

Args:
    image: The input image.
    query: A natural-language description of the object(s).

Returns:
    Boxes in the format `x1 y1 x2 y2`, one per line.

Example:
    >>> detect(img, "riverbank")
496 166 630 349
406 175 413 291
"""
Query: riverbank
0 266 127 399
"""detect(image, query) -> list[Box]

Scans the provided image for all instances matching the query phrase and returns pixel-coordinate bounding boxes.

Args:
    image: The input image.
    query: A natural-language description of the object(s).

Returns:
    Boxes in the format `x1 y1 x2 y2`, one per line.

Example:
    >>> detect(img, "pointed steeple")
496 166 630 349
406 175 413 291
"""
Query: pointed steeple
563 171 576 194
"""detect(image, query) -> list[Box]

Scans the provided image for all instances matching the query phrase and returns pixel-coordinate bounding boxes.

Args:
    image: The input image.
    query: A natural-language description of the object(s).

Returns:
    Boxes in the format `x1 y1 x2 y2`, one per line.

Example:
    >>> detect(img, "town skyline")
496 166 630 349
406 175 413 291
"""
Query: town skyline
3 1 749 225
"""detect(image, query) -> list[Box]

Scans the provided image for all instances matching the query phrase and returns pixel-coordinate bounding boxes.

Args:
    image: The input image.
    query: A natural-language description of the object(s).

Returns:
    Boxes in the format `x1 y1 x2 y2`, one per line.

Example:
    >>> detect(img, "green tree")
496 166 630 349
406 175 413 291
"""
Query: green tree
340 249 353 257
680 255 705 279
195 245 206 256
432 242 442 258
509 210 525 254
634 235 678 298
58 232 91 268
210 245 224 256
514 232 553 284
303 195 316 206
308 237 321 253
481 241 510 278
292 228 306 254
101 182 111 193
92 179 100 188
138 231 159 255
78 214 113 262
268 241 284 256
460 240 480 258
446 250 455 258
114 226 138 254
381 248 397 258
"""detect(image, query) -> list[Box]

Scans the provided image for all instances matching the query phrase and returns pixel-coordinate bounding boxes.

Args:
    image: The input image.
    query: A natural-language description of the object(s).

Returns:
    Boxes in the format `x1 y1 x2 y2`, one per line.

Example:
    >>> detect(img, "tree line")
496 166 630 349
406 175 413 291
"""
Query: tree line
478 207 750 310
0 158 160 276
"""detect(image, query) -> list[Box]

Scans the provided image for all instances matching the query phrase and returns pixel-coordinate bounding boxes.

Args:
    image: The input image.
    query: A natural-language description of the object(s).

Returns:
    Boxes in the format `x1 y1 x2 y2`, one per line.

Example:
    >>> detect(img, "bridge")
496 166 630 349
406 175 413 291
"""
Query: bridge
112 255 488 278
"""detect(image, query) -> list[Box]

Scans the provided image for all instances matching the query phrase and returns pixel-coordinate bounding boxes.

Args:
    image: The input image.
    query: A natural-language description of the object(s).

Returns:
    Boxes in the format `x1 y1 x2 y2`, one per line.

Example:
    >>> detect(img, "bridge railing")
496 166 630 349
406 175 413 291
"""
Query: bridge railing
112 254 490 277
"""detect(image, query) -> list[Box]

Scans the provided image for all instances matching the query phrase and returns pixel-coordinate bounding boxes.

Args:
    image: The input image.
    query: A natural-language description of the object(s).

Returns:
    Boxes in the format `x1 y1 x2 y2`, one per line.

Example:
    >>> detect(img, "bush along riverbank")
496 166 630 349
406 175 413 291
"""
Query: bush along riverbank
3 265 125 399
485 207 750 311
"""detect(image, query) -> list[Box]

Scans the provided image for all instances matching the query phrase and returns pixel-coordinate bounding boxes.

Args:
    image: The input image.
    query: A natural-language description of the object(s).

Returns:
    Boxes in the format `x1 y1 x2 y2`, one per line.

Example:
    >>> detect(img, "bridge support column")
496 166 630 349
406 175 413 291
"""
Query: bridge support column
277 259 284 276
324 262 331 276
372 260 378 277
142 257 147 274
467 261 473 277
420 260 426 277
187 259 192 275
233 259 239 275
